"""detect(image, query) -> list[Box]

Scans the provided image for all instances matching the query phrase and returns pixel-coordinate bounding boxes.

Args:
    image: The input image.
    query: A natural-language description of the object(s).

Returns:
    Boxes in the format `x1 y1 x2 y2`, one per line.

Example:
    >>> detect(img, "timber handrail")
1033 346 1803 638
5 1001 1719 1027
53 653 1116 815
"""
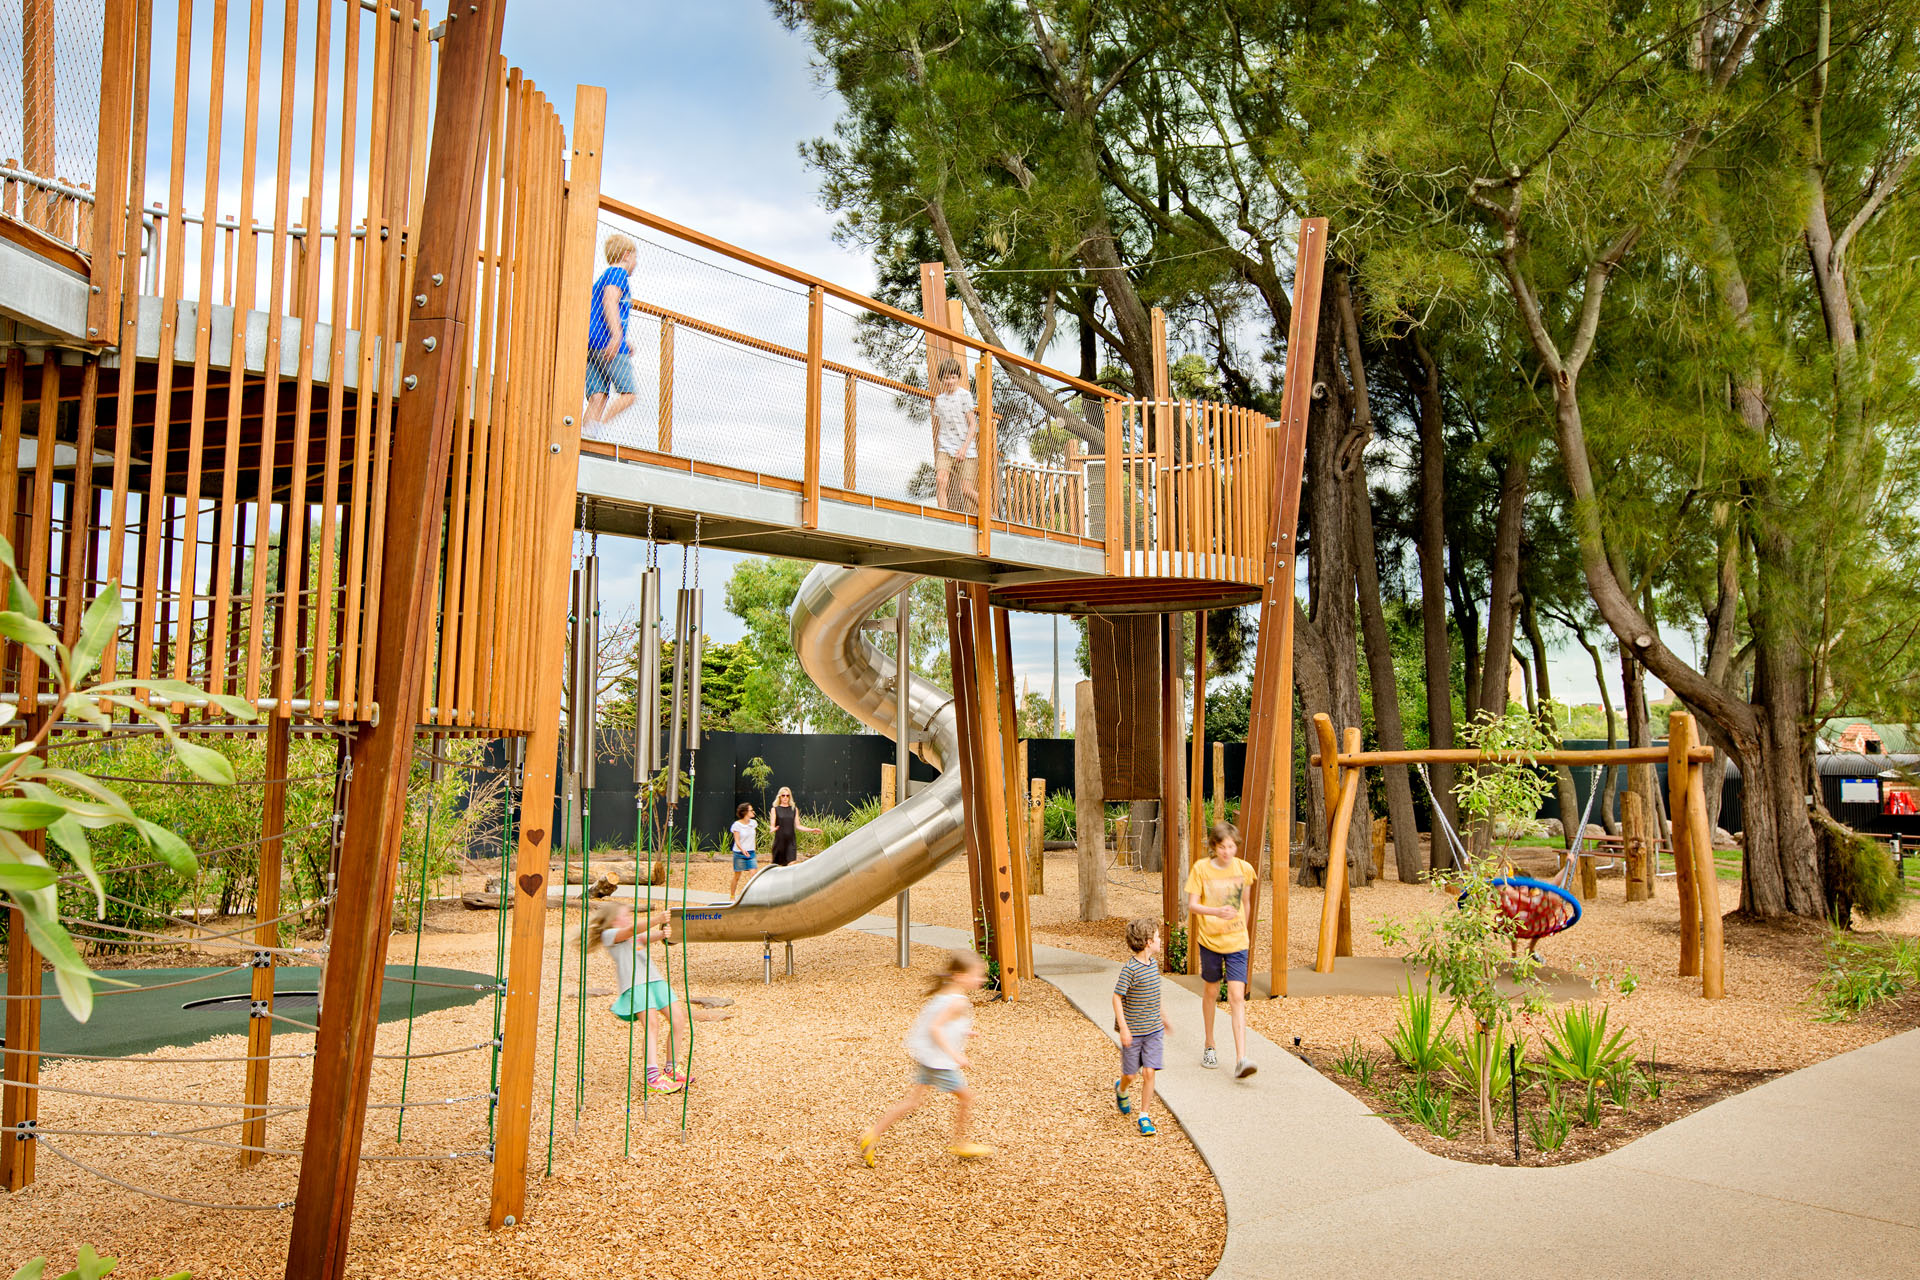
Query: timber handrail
1311 746 1715 767
598 193 1120 403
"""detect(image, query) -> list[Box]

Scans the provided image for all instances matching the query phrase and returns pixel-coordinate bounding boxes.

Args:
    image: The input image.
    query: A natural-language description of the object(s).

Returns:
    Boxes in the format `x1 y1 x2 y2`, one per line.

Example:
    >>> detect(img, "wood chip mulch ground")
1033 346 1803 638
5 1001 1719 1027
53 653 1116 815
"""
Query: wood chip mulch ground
4 910 1222 1280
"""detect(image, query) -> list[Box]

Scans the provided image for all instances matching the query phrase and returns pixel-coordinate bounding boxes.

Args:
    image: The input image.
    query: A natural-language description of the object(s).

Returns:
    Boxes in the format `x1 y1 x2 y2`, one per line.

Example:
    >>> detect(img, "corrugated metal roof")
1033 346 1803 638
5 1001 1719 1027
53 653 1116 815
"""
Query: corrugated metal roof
1820 719 1916 754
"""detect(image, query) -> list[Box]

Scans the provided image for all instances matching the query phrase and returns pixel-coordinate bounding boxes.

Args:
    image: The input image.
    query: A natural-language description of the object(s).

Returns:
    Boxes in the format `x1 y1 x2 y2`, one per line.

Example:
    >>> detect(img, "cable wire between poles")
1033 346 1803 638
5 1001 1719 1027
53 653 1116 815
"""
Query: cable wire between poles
36 1139 294 1212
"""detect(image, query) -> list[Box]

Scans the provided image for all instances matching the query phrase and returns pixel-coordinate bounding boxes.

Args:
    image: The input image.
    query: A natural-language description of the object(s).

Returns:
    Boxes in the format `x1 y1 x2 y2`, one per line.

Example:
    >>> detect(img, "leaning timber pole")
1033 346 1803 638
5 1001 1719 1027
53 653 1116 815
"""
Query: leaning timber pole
1239 218 1326 997
490 87 607 1226
284 5 507 1277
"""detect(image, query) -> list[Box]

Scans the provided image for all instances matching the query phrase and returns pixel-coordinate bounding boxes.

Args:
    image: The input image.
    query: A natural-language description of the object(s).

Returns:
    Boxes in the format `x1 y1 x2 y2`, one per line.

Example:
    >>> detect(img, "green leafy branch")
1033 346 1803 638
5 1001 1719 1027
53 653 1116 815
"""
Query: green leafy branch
0 536 254 1021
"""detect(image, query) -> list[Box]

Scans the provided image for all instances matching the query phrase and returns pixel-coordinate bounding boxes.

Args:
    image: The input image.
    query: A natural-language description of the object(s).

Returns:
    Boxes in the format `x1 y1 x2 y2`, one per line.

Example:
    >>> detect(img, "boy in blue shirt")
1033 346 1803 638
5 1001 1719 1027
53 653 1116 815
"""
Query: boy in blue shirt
1112 917 1171 1136
584 234 638 427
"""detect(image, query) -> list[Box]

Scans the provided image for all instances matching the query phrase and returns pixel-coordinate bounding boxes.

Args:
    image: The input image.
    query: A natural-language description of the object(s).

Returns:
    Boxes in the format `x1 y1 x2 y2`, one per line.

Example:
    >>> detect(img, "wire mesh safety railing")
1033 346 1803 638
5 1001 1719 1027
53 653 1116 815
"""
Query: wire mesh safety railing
585 196 1121 544
0 0 105 254
580 198 1275 587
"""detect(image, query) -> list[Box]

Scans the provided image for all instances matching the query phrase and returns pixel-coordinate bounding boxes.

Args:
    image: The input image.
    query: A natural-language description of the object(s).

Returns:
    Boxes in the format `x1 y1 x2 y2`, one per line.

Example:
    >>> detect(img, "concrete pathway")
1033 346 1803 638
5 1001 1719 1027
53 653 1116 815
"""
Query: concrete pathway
848 915 1920 1280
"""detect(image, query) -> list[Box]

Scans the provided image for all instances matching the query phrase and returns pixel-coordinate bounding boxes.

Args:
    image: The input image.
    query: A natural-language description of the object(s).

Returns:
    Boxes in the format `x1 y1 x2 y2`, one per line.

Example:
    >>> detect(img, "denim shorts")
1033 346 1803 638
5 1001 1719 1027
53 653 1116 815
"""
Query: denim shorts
1121 1026 1164 1075
1200 946 1249 985
586 349 637 397
913 1064 967 1093
732 852 757 873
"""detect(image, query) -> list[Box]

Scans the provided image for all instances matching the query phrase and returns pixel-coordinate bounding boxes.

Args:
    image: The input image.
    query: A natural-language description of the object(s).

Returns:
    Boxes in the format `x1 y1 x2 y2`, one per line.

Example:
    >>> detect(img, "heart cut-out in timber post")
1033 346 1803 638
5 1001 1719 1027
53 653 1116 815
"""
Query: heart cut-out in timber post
518 873 544 896
525 828 546 846
1000 890 1012 902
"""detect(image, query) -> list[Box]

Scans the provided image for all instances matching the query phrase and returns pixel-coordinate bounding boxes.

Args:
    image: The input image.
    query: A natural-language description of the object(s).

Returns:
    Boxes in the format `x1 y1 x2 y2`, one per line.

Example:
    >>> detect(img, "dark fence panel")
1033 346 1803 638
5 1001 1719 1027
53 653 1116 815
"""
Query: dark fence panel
524 733 1255 850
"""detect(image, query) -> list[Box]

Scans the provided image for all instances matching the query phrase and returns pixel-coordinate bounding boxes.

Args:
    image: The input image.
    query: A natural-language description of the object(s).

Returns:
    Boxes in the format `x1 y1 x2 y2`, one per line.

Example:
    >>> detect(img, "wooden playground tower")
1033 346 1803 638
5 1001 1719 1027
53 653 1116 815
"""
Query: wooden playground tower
0 1 1323 1274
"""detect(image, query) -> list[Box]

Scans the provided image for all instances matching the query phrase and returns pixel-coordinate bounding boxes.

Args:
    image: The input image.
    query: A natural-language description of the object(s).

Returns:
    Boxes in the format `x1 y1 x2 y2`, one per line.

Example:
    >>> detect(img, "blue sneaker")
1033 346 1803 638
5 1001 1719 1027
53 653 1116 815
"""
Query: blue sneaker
1113 1078 1132 1115
1138 1114 1157 1136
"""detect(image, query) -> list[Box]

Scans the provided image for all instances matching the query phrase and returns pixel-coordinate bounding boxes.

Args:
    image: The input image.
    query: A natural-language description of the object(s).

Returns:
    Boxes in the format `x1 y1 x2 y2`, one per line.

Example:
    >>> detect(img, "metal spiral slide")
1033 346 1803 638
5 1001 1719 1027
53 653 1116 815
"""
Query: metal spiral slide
669 565 967 942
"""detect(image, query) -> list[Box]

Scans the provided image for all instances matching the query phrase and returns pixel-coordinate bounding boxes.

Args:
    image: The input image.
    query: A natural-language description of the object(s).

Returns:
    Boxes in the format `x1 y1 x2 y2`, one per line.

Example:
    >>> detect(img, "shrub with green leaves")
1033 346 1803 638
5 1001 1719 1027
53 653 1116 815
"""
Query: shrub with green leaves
1811 929 1920 1022
1377 855 1548 1142
1384 978 1457 1077
1542 1003 1637 1089
0 536 253 1020
1527 1082 1572 1152
1383 1074 1459 1139
1453 705 1557 841
9 1245 187 1280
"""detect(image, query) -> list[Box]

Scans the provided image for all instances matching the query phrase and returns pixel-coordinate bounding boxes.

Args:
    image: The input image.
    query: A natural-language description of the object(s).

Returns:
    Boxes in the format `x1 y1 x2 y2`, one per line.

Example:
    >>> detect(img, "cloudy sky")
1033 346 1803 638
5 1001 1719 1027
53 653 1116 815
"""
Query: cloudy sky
506 2 1649 723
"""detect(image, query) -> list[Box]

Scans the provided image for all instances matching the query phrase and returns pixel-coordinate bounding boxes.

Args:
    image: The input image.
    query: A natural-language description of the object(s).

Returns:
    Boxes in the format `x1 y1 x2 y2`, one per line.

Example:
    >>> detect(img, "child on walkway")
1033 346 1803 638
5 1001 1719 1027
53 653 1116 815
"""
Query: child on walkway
1186 822 1258 1079
1112 917 1171 1136
729 802 758 899
583 896 685 1093
858 951 993 1165
584 234 639 428
931 357 979 513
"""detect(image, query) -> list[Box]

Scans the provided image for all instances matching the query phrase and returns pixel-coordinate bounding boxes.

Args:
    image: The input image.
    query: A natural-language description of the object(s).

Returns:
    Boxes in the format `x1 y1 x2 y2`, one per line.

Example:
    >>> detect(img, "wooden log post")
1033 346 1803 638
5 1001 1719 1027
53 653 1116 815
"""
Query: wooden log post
880 762 896 811
1316 754 1363 975
1622 790 1651 903
1160 613 1183 969
1074 679 1106 922
1672 713 1725 998
487 85 607 1232
241 715 292 1166
1686 754 1726 1000
1336 727 1359 958
945 583 990 957
1028 775 1045 896
286 4 513 1269
993 608 1031 981
1188 611 1207 971
964 587 1019 997
1668 717 1701 979
0 832 43 1191
1212 740 1225 827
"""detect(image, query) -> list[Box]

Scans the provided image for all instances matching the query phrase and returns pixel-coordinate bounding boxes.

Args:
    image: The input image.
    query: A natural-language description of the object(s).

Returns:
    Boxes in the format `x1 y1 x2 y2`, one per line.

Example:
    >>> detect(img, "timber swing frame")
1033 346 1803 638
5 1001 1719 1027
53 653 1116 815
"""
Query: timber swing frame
1303 711 1728 1000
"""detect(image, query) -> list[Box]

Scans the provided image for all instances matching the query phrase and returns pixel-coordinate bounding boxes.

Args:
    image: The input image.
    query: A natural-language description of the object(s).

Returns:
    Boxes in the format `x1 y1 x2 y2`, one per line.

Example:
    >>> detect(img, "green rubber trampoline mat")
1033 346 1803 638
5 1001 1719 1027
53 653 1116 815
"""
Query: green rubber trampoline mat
1 965 497 1060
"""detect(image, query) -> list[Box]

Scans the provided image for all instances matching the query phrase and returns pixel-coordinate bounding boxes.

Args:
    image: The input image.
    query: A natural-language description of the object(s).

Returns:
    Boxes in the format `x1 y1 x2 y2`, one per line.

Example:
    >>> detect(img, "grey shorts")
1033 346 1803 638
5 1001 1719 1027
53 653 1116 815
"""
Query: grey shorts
1121 1027 1164 1075
913 1063 967 1093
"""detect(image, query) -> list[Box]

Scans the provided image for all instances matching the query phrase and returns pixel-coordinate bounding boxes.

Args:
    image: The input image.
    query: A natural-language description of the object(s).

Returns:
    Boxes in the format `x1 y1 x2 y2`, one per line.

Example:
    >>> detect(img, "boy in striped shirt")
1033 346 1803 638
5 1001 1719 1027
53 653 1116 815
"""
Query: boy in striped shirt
1112 917 1172 1136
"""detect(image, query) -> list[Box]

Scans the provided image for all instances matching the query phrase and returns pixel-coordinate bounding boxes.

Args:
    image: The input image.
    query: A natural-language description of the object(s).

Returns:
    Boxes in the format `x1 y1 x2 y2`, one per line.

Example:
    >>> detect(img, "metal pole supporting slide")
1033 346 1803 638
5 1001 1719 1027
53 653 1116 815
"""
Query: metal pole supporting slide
895 587 912 968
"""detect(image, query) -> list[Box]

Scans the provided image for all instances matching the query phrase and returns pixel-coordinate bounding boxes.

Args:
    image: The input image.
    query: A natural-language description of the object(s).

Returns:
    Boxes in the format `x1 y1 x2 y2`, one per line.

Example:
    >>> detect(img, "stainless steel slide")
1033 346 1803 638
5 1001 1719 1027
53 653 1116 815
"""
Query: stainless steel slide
669 565 966 942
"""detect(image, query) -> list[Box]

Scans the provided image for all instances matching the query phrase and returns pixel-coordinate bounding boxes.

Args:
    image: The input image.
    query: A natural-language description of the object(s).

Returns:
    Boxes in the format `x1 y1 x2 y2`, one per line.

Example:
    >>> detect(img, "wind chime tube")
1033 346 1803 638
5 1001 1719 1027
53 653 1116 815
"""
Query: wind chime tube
636 568 661 779
564 567 584 779
685 588 704 744
583 555 601 792
665 587 690 807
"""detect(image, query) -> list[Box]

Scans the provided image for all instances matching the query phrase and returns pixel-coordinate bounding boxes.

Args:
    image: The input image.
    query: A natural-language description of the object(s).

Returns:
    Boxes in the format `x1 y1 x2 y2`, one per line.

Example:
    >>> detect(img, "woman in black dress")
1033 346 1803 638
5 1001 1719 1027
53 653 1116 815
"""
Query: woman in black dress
768 786 820 866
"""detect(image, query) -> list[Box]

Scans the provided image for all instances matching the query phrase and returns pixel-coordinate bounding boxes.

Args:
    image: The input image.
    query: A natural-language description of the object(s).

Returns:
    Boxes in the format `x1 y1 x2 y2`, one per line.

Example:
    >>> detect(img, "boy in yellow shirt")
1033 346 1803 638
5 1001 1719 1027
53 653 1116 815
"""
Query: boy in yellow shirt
1185 822 1258 1078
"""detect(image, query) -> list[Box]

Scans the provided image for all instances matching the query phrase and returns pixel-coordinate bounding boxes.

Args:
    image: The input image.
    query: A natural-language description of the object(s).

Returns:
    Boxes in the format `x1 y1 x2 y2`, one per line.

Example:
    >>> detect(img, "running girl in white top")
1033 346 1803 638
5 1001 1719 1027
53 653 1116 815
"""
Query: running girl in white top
857 950 993 1165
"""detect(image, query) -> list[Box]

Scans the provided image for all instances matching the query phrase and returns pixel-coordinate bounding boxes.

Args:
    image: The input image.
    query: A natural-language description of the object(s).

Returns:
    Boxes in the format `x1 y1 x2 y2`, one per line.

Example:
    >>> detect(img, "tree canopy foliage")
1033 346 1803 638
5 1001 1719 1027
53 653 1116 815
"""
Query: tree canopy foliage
780 0 1920 920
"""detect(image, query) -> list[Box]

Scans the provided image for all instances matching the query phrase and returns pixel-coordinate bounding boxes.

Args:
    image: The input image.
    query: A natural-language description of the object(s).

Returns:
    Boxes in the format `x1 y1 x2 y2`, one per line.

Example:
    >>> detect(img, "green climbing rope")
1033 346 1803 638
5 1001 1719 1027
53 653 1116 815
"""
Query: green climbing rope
487 750 516 1150
624 789 645 1157
394 772 437 1140
544 783 572 1176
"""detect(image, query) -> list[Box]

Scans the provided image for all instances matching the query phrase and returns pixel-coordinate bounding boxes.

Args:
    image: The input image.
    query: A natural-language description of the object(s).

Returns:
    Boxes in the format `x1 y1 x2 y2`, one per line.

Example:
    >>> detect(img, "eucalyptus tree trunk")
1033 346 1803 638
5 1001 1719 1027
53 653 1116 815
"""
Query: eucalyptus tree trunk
1295 292 1372 889
1334 272 1423 883
1407 336 1460 866
1521 591 1580 847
